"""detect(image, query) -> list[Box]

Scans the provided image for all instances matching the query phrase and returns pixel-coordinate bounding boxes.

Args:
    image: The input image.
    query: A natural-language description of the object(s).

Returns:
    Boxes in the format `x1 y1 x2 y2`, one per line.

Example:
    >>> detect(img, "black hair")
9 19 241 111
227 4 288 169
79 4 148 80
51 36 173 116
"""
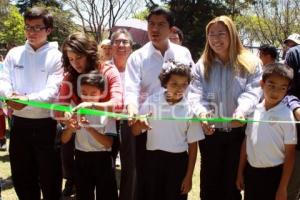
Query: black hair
147 7 174 28
259 44 278 60
159 60 192 88
110 28 134 46
80 70 105 92
171 26 184 42
262 63 294 83
24 7 53 29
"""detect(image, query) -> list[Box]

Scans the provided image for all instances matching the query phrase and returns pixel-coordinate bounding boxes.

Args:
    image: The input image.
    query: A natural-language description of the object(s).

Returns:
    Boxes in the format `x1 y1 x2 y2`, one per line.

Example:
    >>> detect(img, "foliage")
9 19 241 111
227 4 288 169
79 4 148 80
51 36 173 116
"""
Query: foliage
235 0 300 48
0 0 10 16
133 9 149 20
40 4 78 46
0 5 25 49
16 0 62 14
63 0 144 42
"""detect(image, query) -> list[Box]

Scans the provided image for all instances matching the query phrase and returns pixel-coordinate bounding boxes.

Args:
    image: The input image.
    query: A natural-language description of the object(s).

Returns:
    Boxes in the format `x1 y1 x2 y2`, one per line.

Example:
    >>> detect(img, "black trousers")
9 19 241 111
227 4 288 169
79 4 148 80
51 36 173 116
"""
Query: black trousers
199 127 245 200
111 121 121 166
144 150 188 200
75 150 118 200
119 121 147 200
244 163 283 200
9 116 62 200
61 134 75 181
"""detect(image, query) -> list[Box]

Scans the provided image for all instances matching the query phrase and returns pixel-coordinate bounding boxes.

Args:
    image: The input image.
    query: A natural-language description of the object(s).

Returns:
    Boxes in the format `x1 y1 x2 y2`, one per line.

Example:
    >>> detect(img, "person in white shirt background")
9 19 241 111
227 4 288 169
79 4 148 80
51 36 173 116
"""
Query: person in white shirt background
98 39 113 63
0 7 63 200
132 60 204 200
61 70 118 200
124 7 194 200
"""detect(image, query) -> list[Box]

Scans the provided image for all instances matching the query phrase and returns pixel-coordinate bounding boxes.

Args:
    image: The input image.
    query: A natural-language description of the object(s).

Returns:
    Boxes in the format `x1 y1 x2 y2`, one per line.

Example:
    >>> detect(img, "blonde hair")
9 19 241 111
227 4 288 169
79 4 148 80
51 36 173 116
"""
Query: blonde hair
201 16 258 80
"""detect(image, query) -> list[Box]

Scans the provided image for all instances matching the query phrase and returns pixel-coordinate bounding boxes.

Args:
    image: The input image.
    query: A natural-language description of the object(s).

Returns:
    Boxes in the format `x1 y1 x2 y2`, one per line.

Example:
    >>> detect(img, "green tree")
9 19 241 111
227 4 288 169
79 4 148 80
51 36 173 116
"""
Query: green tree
16 0 62 14
0 5 25 49
235 0 300 48
0 0 10 16
42 5 78 46
63 0 144 42
133 9 149 20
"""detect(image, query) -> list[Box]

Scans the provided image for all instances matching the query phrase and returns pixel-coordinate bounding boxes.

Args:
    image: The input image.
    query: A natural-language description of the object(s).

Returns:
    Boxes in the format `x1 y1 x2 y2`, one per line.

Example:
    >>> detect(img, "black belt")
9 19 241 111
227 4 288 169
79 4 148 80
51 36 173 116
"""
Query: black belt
215 128 232 132
215 127 244 133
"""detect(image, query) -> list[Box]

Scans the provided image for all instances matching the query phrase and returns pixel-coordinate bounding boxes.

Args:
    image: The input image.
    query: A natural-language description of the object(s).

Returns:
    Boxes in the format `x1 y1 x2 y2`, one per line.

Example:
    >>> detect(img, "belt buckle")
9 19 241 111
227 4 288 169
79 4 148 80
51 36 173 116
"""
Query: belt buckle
220 128 232 133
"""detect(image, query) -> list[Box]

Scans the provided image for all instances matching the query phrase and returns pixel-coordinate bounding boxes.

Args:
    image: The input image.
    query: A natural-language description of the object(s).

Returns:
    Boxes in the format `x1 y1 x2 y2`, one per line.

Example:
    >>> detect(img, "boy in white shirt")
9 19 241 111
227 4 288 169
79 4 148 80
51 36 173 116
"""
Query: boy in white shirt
132 60 204 200
0 7 63 199
61 70 118 200
236 63 297 200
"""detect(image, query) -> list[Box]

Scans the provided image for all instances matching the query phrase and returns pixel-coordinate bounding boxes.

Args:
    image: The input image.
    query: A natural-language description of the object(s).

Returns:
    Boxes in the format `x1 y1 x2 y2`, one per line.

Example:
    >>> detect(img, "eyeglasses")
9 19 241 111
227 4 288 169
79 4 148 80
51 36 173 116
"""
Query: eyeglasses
24 25 47 32
207 32 227 39
113 39 130 46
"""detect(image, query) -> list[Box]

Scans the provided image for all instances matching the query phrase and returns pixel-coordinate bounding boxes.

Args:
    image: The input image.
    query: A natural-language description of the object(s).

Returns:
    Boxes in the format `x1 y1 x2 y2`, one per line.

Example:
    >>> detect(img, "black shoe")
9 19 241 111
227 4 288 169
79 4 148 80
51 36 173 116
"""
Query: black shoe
62 180 76 197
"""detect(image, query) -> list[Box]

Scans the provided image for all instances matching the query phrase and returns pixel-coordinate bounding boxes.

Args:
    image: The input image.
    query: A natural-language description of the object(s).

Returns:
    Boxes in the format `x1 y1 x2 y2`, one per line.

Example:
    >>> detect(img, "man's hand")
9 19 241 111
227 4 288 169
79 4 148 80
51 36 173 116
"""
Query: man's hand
231 110 246 128
127 104 138 126
136 113 152 131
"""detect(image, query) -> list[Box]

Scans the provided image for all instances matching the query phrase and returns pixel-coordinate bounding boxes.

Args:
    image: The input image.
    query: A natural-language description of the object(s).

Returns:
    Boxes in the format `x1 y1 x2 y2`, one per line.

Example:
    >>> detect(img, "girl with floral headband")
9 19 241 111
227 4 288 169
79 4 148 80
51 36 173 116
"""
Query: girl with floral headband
131 60 204 200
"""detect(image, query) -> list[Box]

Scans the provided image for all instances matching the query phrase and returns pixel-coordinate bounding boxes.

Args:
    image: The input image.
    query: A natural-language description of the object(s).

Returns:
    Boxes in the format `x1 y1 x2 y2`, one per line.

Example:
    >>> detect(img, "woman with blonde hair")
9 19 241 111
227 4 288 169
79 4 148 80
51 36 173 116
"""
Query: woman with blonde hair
190 16 262 200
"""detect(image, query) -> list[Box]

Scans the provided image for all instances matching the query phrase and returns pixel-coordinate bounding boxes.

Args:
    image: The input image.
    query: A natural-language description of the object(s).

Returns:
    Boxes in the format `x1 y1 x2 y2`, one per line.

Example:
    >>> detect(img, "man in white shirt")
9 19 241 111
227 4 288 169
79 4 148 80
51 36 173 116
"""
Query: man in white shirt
124 7 194 200
0 7 63 200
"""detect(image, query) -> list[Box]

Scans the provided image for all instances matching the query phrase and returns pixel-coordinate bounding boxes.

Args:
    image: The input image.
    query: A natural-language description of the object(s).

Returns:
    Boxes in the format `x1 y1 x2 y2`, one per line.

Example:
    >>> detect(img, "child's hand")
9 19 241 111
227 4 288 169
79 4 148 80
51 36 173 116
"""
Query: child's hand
65 117 80 131
235 173 244 190
72 102 94 113
275 187 287 200
64 112 72 121
181 175 192 194
79 116 90 126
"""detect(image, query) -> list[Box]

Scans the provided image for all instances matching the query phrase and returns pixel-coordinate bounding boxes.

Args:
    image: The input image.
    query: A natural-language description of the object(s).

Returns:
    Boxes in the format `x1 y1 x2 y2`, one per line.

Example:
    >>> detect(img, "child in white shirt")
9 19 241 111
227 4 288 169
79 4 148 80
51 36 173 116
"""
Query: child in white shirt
132 60 204 200
236 63 297 200
61 70 118 200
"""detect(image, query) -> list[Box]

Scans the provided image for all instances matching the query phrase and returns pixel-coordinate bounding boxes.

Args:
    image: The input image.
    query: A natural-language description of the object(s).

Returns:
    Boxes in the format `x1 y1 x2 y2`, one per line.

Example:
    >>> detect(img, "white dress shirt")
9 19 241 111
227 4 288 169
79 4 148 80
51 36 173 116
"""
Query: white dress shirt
125 40 194 109
75 115 117 152
246 102 297 168
139 90 204 153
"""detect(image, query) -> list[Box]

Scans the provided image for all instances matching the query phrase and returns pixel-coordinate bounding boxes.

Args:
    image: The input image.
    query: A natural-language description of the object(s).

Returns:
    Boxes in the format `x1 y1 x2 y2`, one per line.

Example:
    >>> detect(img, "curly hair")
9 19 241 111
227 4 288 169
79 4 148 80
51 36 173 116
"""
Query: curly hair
159 60 192 88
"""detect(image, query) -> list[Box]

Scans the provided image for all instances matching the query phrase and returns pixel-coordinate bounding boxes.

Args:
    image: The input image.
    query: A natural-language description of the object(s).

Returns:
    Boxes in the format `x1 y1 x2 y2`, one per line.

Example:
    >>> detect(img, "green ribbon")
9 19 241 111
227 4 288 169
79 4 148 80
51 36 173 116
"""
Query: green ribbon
0 96 296 123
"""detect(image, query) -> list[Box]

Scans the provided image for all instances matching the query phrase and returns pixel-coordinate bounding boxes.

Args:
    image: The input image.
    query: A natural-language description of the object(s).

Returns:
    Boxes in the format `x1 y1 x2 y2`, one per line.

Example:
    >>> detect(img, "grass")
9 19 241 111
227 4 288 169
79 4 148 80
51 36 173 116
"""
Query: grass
0 140 201 200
